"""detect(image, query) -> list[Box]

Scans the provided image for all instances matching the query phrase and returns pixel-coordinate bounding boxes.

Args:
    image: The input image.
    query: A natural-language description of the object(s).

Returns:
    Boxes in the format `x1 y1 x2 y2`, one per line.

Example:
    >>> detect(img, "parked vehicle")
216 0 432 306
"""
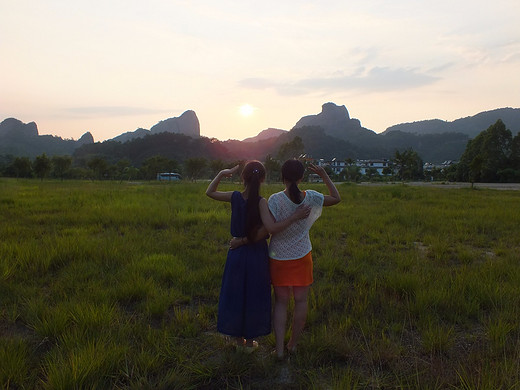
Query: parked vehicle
157 172 182 181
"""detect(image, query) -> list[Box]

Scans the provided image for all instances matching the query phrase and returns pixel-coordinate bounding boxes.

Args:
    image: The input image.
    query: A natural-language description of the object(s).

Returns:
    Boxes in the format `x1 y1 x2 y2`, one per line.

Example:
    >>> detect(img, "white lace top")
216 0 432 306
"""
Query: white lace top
268 190 324 260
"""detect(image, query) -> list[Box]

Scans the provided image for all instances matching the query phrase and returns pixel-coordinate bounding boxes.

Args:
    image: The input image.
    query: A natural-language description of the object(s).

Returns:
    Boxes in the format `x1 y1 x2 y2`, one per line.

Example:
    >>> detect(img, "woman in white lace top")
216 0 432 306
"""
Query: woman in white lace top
266 159 341 359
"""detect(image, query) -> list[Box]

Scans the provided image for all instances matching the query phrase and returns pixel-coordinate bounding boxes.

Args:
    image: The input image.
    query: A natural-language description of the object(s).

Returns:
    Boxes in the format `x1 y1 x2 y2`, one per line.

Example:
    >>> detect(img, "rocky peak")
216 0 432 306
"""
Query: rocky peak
321 102 351 121
150 110 200 138
77 132 94 145
293 102 364 137
0 118 39 138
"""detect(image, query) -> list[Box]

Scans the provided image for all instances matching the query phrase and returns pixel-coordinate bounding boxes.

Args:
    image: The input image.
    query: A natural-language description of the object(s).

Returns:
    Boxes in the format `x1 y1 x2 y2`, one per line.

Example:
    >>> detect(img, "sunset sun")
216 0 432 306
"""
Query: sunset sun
239 104 255 117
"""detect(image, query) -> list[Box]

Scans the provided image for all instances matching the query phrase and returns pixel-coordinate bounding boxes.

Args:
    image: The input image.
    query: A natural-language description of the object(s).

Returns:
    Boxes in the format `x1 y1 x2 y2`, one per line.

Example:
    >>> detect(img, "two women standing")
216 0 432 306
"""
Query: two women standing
206 159 340 356
205 161 310 349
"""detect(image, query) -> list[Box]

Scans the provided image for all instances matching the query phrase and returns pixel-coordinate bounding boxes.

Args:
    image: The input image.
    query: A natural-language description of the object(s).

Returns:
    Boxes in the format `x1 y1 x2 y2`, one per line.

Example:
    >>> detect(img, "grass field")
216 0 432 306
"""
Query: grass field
1 178 519 389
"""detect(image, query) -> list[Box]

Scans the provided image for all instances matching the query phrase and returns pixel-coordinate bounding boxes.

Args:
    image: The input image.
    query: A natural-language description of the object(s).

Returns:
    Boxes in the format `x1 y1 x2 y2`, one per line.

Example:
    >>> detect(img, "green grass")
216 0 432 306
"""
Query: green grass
1 178 520 389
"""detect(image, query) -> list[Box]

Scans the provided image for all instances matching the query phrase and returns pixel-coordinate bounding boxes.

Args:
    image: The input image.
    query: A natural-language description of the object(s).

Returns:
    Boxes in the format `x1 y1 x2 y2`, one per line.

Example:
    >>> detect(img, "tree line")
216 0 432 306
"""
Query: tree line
456 119 520 183
0 142 425 182
1 120 518 183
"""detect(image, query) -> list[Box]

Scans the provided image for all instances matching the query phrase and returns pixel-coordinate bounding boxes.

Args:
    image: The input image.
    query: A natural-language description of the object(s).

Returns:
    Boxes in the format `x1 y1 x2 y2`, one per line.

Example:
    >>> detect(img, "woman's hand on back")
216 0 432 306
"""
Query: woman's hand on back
293 204 311 220
229 236 244 249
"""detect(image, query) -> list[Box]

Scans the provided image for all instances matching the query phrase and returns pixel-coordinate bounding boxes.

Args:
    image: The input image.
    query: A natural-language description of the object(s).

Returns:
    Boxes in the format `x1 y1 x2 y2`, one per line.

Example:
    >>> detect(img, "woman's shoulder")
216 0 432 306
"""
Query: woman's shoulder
268 191 284 201
305 189 324 204
231 190 244 202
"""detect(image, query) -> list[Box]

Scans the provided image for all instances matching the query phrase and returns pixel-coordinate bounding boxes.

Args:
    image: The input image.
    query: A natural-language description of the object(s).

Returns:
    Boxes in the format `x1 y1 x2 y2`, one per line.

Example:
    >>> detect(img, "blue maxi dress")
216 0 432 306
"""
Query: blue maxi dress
217 191 271 339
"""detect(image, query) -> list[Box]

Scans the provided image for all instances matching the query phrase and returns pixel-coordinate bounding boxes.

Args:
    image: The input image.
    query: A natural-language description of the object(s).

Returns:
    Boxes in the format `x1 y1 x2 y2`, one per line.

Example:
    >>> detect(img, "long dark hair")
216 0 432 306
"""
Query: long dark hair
282 159 305 204
242 160 266 241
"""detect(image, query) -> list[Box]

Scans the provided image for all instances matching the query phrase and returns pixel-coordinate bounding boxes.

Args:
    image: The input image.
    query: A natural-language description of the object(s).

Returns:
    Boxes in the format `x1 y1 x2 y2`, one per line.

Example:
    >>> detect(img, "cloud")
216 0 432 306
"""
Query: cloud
60 106 172 118
239 66 439 96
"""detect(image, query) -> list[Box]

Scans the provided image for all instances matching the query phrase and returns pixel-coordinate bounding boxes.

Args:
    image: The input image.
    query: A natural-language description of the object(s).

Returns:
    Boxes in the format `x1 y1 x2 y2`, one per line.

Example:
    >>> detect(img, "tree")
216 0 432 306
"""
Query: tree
0 154 15 176
382 166 393 176
51 155 72 180
87 157 109 180
264 154 281 183
457 120 515 182
33 153 52 180
277 136 305 161
509 132 520 178
344 165 361 182
366 167 379 180
469 155 484 188
141 155 178 180
9 157 33 178
393 149 423 180
208 159 227 178
184 157 207 181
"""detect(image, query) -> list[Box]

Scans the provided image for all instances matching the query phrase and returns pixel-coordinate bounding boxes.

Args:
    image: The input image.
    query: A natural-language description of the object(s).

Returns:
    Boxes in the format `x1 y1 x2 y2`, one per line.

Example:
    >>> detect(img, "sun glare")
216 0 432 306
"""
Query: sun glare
239 104 255 117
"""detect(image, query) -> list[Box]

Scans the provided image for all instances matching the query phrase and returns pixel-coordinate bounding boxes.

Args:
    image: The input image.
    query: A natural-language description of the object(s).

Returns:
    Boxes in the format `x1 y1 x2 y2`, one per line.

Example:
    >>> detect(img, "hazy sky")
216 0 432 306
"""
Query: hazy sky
1 0 519 142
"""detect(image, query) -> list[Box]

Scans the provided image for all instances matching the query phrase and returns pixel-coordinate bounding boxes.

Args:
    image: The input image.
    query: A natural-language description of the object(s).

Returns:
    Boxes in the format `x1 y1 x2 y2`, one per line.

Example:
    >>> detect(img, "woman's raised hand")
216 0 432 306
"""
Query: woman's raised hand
220 165 239 178
308 163 327 177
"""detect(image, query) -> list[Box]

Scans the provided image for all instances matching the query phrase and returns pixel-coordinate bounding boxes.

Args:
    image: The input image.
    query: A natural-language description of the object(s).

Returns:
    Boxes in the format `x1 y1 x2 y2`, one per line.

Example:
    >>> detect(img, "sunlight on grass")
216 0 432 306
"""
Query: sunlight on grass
1 179 519 389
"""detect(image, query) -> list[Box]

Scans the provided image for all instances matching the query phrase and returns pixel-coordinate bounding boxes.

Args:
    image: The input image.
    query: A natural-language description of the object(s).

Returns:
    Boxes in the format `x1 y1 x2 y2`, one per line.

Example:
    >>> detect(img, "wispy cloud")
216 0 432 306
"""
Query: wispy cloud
60 106 172 118
240 66 439 96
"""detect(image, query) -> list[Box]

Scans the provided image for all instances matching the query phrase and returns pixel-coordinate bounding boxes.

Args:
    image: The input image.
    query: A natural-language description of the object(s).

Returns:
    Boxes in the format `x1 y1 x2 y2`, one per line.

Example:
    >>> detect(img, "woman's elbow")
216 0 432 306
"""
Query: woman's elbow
264 226 277 235
325 197 341 206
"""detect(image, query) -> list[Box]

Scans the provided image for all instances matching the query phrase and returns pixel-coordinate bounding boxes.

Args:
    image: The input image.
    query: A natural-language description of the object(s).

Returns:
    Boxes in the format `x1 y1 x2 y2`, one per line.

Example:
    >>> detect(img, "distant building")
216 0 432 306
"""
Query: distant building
356 159 391 175
423 160 457 171
329 158 347 175
307 157 392 178
308 173 323 183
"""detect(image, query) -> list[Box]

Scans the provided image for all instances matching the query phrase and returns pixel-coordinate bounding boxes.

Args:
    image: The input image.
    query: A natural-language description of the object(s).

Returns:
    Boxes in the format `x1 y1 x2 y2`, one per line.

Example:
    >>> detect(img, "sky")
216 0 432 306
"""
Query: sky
1 0 519 142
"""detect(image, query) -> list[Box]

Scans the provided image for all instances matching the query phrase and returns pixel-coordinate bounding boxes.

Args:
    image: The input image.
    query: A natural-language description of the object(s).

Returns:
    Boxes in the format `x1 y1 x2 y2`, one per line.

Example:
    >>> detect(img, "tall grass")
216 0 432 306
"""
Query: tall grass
1 178 519 389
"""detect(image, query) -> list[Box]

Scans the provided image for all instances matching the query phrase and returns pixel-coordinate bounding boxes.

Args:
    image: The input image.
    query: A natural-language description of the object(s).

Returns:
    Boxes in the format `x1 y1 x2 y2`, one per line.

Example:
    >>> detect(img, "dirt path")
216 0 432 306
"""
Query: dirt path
358 182 520 190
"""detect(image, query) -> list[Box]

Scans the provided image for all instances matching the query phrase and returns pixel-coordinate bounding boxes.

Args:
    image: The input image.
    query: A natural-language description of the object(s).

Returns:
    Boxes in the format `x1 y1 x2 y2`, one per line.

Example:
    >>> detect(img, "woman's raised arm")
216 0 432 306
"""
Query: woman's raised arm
205 165 239 202
308 163 341 206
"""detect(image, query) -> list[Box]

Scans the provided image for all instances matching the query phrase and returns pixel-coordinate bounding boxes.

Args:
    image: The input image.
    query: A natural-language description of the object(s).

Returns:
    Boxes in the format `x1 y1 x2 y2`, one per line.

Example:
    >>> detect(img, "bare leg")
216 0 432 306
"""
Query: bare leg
273 286 291 357
287 285 310 352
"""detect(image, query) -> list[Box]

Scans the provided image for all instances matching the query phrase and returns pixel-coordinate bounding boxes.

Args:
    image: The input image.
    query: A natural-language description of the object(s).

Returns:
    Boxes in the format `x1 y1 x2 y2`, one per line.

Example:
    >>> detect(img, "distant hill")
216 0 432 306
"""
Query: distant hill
0 118 93 158
242 128 287 143
111 128 150 143
75 132 223 166
294 102 378 144
111 110 200 143
384 108 520 137
288 103 469 162
3 104 519 163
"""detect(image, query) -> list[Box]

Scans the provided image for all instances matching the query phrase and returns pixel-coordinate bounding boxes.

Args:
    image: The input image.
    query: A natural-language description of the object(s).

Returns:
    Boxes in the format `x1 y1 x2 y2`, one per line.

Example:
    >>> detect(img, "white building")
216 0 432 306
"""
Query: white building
329 158 347 175
356 159 391 175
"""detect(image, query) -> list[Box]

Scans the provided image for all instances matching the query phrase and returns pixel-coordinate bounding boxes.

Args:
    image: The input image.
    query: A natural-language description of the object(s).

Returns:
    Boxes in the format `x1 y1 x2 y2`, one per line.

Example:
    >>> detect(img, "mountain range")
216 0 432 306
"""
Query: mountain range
2 103 520 163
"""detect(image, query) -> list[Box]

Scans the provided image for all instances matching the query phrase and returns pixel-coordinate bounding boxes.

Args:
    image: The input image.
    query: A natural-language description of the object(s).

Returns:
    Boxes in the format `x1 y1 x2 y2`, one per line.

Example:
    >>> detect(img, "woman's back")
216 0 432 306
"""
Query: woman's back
268 190 324 260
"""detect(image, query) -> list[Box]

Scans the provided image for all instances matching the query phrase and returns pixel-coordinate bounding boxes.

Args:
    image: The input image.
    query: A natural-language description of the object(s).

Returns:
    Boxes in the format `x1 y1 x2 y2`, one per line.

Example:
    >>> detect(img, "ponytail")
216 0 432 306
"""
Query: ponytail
288 182 302 204
242 161 266 241
281 159 305 204
245 173 261 241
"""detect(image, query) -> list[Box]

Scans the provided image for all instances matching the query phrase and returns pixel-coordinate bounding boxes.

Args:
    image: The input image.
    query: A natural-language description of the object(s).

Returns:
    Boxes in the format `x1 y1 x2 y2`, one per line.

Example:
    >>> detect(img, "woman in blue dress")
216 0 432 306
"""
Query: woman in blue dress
206 161 309 349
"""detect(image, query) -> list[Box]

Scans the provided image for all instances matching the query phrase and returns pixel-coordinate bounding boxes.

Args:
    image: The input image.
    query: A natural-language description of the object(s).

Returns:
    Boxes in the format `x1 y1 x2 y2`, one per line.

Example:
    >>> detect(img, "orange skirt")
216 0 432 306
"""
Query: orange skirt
269 251 313 286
